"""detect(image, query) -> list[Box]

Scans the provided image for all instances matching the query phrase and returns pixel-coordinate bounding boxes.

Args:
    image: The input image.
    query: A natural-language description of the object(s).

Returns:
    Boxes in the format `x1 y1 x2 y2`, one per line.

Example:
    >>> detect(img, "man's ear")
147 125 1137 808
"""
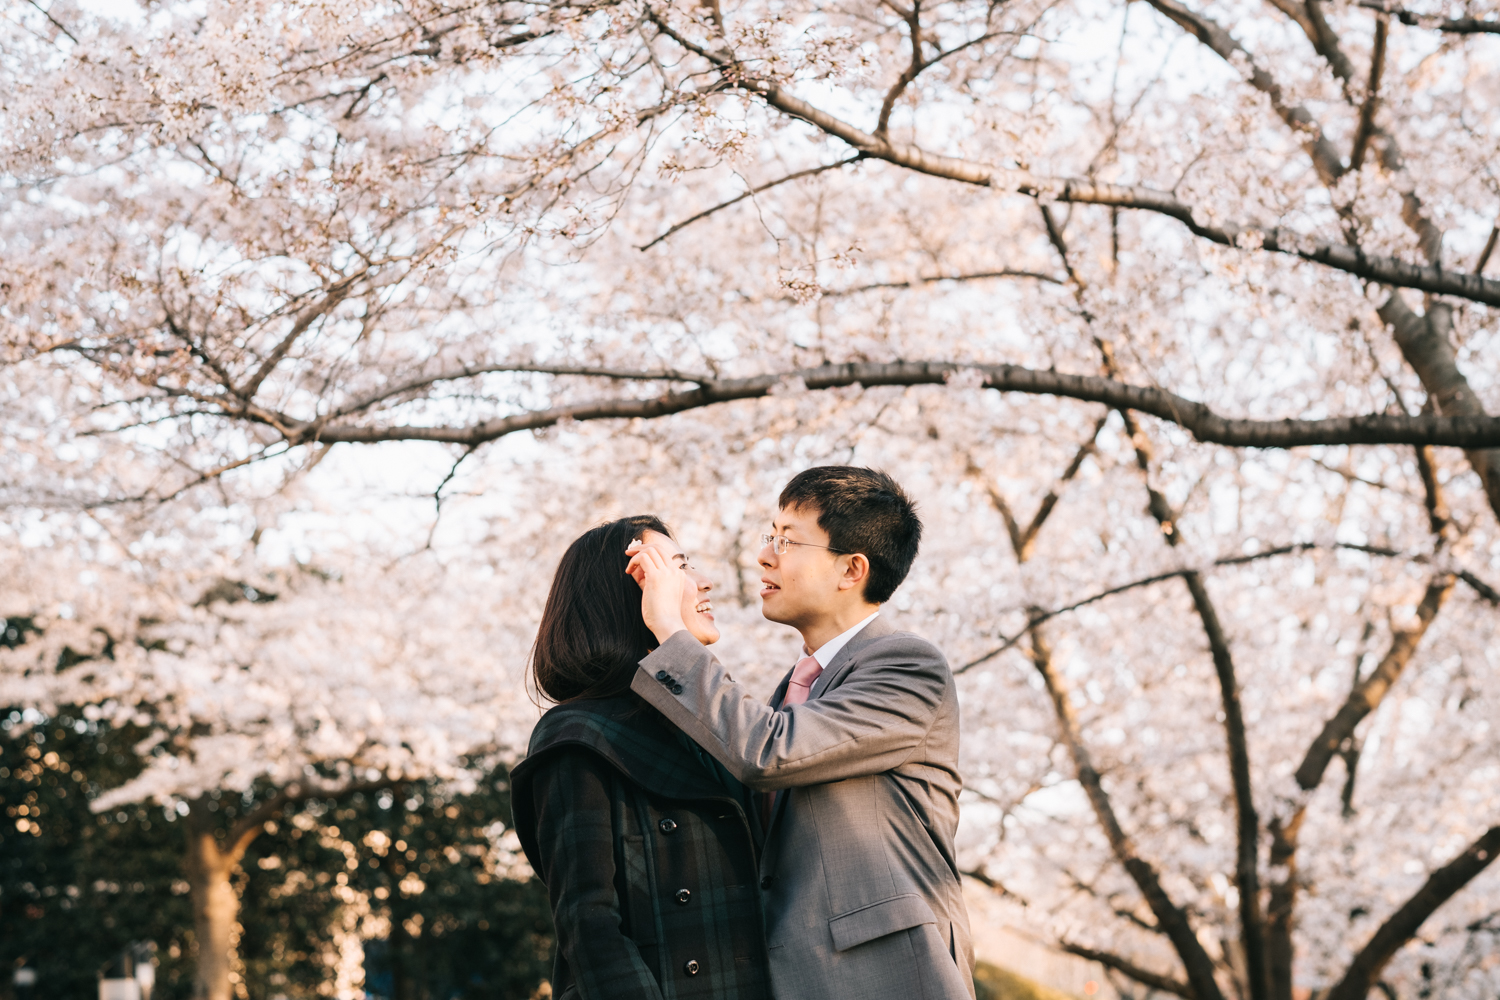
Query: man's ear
838 554 871 591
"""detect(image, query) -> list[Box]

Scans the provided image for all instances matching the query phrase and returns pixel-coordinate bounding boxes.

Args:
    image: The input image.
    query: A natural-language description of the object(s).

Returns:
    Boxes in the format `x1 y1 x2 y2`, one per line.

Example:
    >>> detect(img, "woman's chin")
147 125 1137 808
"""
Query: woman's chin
691 623 721 645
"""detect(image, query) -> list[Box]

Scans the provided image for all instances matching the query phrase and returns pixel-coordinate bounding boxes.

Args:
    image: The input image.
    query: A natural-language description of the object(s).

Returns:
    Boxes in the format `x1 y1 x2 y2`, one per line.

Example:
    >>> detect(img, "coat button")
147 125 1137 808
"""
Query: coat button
672 683 684 694
683 960 700 976
659 818 678 834
760 875 773 889
675 889 692 904
656 670 670 681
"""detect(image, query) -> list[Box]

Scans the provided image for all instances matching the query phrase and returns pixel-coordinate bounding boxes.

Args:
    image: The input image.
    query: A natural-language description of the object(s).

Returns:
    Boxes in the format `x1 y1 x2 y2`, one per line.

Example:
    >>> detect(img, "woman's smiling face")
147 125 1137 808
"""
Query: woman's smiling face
638 529 719 645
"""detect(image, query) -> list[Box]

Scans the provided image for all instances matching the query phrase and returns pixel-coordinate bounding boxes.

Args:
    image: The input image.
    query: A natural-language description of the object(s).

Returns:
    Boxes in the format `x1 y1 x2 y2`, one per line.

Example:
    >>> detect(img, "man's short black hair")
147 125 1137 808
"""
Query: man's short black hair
778 466 922 604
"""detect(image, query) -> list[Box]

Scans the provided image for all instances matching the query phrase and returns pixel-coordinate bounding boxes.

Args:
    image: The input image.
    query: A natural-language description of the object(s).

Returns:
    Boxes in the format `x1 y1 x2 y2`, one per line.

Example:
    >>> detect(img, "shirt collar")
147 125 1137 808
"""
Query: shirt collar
807 611 881 669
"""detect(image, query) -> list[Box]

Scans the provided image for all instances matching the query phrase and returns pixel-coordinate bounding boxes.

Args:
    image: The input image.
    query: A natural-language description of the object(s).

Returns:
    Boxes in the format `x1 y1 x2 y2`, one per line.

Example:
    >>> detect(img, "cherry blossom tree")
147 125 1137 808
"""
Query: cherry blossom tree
4 0 1500 998
0 531 536 1000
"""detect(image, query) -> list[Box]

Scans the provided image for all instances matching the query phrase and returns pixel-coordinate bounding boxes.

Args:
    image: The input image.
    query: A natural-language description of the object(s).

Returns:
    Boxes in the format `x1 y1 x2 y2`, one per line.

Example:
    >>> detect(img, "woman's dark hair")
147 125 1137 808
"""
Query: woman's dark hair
531 514 673 703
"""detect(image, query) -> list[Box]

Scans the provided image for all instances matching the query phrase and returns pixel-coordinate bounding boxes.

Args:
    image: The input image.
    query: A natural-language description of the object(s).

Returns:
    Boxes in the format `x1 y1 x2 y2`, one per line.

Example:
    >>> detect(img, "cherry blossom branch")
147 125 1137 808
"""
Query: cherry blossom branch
1149 0 1500 526
278 361 1500 448
955 541 1419 673
1325 825 1500 1000
876 0 927 136
820 268 1066 296
1349 14 1388 171
1029 624 1229 1000
636 155 864 250
1293 574 1455 789
1353 0 1500 33
1059 942 1195 998
976 415 1108 563
1141 0 1346 184
1378 296 1500 521
238 277 360 401
24 0 79 44
327 363 712 419
1183 570 1268 1000
645 15 1500 306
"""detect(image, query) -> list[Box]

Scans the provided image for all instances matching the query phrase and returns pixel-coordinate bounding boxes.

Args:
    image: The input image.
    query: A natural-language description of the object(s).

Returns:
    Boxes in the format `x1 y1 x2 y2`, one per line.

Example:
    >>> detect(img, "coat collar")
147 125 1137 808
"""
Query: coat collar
809 612 896 699
514 695 733 806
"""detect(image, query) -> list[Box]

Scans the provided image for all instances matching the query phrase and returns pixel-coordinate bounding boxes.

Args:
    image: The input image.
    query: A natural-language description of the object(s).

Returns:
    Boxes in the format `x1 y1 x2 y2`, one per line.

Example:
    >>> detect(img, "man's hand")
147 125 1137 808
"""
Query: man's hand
624 539 692 645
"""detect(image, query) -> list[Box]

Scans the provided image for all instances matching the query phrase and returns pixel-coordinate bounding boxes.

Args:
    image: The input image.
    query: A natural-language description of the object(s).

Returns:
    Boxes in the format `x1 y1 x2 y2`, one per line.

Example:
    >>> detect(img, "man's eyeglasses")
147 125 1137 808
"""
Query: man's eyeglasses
760 534 849 556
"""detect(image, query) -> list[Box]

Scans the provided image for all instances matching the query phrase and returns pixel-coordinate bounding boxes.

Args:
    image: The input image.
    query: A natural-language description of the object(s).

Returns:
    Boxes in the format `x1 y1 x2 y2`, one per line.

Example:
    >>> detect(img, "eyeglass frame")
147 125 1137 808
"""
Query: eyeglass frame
760 533 851 556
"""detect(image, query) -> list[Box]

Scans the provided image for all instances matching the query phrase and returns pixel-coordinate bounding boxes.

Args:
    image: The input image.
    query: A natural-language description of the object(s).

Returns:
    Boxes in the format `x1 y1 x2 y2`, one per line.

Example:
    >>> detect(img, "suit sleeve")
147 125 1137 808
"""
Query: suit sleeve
529 749 666 1000
631 630 947 790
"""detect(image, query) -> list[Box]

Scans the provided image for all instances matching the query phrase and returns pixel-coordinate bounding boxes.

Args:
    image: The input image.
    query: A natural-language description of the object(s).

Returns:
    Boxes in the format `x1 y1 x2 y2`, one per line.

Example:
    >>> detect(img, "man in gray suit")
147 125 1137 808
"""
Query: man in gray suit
627 467 974 1000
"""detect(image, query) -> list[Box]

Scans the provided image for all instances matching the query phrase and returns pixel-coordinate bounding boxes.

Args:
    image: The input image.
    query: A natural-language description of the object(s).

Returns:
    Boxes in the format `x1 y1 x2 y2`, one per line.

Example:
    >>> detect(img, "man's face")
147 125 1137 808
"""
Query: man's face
758 505 851 628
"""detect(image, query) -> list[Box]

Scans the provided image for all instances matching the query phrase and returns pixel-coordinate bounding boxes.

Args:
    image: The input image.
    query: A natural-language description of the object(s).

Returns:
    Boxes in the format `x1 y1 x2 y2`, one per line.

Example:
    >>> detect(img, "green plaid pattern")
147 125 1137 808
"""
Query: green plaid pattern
513 697 773 1000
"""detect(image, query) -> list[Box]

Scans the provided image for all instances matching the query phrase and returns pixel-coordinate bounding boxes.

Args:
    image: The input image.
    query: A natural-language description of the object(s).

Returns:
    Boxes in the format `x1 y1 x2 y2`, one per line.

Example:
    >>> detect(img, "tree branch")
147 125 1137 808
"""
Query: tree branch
1349 14 1388 172
1378 295 1500 520
877 0 927 136
957 540 1405 673
640 17 1500 306
1141 0 1346 184
1354 0 1500 33
284 360 1500 448
974 415 1109 563
239 278 359 401
636 155 864 251
1294 573 1455 790
1325 825 1500 1000
25 0 79 43
819 268 1065 296
329 362 713 420
1476 224 1499 274
1183 570 1268 1000
1060 942 1196 998
1030 624 1228 1000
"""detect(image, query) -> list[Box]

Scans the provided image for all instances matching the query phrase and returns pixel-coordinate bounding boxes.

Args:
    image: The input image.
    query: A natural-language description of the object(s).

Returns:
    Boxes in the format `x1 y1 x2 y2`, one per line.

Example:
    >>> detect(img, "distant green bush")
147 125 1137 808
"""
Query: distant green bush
974 961 1080 1000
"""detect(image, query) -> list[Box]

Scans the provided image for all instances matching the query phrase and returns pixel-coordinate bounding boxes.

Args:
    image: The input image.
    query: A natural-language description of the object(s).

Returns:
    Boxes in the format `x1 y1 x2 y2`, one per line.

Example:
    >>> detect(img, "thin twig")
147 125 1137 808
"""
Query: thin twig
637 156 863 250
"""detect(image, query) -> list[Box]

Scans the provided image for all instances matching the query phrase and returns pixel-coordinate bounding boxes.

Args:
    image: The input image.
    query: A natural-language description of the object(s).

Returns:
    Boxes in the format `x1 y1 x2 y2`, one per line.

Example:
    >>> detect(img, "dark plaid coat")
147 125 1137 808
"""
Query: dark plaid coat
511 696 772 1000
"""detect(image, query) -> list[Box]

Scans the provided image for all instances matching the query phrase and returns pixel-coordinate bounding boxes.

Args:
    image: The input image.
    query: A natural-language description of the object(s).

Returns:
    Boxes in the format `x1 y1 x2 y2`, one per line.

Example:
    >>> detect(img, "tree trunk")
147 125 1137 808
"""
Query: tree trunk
183 799 248 1000
1379 294 1500 522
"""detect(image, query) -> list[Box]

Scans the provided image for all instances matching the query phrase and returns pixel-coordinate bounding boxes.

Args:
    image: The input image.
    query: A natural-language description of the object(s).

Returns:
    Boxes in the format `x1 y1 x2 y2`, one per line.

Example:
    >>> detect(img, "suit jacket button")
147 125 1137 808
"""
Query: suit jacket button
683 960 700 976
760 876 773 889
656 670 670 681
658 818 678 834
675 889 692 904
672 683 684 694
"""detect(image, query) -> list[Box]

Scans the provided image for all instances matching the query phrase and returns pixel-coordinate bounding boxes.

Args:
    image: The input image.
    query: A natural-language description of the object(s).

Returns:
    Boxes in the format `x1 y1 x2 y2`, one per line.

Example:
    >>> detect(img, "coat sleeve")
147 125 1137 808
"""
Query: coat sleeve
630 630 948 791
529 749 666 1000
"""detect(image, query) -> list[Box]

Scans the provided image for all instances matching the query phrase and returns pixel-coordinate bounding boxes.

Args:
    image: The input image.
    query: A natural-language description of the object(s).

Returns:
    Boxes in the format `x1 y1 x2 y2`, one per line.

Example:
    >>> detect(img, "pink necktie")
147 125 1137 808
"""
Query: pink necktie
783 654 823 707
762 654 825 834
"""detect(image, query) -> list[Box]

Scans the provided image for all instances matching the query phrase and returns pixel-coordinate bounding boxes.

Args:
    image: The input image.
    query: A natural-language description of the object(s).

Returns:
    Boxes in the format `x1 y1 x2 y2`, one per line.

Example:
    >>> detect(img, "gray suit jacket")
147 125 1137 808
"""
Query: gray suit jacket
632 617 975 1000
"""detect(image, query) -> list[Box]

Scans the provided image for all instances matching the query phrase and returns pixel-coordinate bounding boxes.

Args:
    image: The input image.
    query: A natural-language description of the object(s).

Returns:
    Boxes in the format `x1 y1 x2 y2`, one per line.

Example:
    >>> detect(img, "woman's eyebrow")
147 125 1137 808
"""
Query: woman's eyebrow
673 553 689 565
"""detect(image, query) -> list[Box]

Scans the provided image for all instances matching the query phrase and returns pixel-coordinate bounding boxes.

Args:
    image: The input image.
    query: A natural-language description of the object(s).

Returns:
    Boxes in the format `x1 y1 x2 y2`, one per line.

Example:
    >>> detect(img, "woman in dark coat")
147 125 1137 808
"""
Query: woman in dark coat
511 515 772 1000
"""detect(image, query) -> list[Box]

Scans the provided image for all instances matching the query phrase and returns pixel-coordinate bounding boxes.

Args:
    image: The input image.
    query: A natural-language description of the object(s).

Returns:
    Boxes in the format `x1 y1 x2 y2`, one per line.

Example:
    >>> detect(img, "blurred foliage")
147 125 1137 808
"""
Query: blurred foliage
1 620 551 1000
974 961 1082 1000
0 703 552 1000
0 700 199 1000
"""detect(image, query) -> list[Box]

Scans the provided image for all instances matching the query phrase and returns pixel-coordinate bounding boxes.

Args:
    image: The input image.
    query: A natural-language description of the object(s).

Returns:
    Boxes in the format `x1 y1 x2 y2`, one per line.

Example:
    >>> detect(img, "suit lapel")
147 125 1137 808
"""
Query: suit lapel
809 614 894 700
761 616 896 858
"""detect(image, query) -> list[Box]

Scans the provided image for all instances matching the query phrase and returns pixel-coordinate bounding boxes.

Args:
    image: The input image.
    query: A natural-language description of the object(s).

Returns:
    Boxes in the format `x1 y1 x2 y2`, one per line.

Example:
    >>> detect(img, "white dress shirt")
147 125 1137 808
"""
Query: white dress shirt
806 611 881 670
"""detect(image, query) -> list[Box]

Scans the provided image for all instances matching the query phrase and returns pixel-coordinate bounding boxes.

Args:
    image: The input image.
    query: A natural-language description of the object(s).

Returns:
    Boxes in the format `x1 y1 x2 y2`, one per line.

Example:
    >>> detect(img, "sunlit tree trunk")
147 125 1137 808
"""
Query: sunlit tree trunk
184 800 248 1000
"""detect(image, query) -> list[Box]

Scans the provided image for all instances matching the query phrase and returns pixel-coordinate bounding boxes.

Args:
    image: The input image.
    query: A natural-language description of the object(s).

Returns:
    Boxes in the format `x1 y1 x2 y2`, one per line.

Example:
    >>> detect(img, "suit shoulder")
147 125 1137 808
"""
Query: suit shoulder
863 630 950 670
